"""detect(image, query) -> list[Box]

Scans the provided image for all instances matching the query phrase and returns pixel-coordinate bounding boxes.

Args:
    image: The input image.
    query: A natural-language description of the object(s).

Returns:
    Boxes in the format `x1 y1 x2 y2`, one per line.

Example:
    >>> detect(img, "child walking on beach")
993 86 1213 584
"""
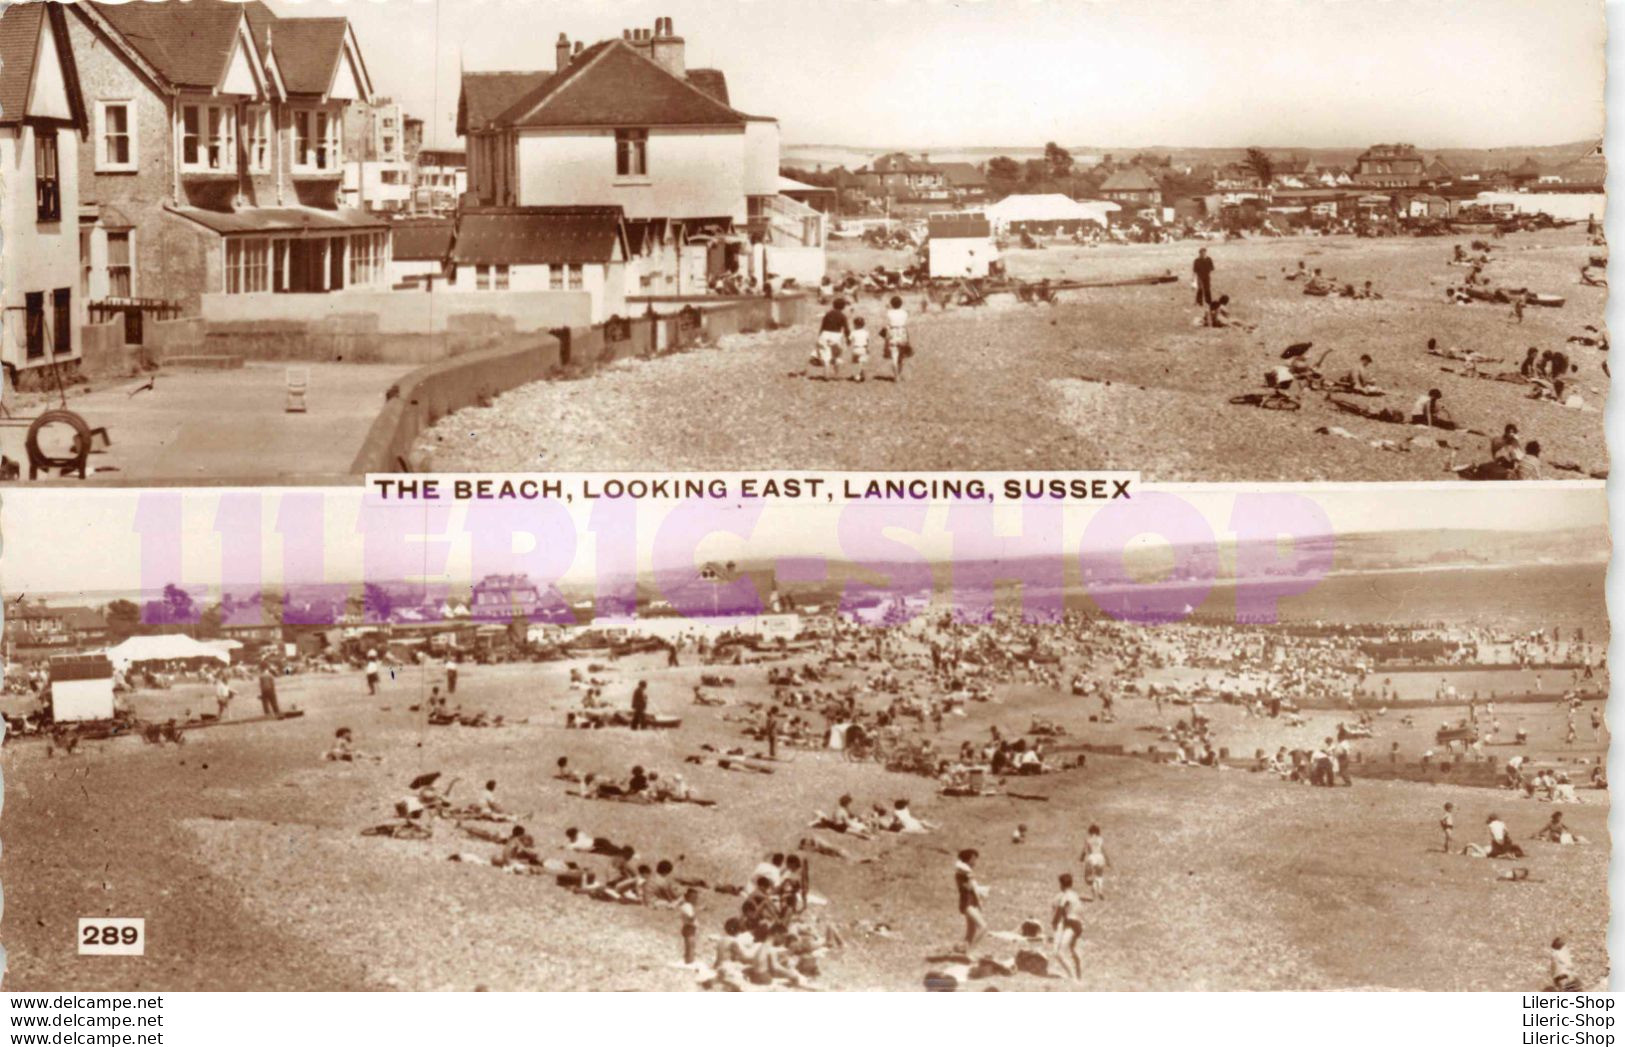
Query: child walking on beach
1440 802 1455 853
1051 873 1085 982
1080 824 1109 899
849 317 870 382
679 888 699 965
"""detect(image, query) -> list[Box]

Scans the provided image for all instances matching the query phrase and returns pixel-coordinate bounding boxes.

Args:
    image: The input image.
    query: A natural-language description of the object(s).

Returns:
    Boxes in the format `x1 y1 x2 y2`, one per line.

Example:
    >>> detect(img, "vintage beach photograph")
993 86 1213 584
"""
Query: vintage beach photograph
0 0 1606 483
0 485 1609 990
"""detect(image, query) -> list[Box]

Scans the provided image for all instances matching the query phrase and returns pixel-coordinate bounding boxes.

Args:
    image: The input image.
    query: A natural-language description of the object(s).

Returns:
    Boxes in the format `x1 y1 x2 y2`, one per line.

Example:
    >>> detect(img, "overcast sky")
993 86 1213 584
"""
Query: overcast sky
4 485 1605 597
278 0 1605 151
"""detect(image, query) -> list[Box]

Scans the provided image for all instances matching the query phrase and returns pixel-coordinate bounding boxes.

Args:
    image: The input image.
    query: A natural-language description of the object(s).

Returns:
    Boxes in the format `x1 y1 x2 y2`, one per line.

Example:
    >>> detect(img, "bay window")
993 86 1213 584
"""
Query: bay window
245 106 271 173
225 238 270 294
293 108 340 172
347 232 385 288
181 102 236 172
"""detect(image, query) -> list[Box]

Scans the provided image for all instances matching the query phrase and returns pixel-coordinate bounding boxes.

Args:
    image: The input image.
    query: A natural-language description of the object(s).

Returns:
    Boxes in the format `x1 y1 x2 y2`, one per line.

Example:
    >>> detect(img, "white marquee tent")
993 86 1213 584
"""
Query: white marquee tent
105 634 232 669
983 193 1119 233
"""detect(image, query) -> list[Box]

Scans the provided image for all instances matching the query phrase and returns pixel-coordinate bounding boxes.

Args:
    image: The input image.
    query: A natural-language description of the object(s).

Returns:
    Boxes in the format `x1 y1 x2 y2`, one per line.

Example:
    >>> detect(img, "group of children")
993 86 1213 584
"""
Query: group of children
805 296 913 382
952 823 1111 984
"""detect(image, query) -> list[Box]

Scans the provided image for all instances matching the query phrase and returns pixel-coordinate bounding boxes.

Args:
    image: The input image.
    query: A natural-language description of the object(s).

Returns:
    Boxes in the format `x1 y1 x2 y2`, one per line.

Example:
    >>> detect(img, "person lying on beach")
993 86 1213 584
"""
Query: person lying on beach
554 757 581 783
884 798 939 834
563 827 627 855
324 727 380 762
809 795 875 839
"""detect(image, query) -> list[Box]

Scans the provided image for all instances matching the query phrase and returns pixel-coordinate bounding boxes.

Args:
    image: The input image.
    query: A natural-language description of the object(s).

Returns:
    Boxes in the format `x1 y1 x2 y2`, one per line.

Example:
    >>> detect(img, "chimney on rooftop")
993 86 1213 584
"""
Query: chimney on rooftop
573 40 583 58
556 33 570 70
651 16 684 77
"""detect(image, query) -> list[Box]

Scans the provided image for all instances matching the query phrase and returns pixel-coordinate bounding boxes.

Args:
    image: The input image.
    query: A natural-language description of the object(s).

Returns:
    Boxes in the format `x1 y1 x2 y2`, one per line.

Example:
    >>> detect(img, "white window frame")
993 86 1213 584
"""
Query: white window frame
245 105 271 174
225 238 271 295
95 100 138 173
104 229 135 299
180 102 237 174
615 128 648 178
292 107 341 174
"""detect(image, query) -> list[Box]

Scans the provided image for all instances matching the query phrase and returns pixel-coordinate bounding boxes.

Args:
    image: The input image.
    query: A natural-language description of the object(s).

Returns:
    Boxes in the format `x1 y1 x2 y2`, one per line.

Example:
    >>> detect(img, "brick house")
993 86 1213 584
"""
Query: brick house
854 153 949 201
1352 143 1425 187
0 2 88 381
1097 167 1162 208
62 0 388 327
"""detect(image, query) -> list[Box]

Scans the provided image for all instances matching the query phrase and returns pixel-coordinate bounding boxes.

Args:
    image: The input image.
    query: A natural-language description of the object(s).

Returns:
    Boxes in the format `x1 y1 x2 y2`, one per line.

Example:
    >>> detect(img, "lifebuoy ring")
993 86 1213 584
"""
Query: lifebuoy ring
25 409 92 479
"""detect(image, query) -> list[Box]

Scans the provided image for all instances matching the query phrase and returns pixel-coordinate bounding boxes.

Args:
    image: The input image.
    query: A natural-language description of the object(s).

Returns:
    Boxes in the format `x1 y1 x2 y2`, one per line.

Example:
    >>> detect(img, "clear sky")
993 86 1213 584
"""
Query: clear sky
279 0 1606 151
3 485 1606 597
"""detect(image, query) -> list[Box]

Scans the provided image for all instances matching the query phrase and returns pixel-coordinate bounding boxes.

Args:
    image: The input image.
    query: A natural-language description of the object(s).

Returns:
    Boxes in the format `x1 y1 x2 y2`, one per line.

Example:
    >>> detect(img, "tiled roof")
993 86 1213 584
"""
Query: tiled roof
458 70 552 134
391 218 454 261
0 3 46 126
167 205 388 235
495 40 745 128
685 68 728 104
90 0 245 89
0 4 85 128
452 206 626 265
1098 168 1159 191
90 0 351 97
268 17 349 96
936 162 987 187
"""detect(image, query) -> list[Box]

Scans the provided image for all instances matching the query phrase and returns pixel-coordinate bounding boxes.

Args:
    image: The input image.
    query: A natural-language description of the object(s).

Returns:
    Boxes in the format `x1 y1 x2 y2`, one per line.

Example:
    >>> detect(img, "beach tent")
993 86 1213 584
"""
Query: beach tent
105 634 231 669
984 194 1119 234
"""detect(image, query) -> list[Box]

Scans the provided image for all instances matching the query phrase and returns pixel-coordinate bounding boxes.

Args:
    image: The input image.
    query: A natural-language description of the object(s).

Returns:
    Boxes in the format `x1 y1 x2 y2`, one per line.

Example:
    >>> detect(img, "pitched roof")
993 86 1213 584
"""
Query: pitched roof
937 162 987 187
458 70 552 134
0 3 46 126
1098 168 1159 192
452 206 628 265
496 40 747 128
268 17 350 95
0 3 86 129
89 0 246 89
391 218 454 261
868 152 939 175
685 68 729 105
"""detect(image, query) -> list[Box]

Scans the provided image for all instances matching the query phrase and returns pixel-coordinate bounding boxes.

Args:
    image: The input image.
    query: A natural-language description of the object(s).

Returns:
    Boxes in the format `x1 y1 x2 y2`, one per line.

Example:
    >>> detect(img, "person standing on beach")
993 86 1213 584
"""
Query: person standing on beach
631 680 649 731
1193 247 1215 306
445 653 459 695
955 849 988 951
258 664 281 718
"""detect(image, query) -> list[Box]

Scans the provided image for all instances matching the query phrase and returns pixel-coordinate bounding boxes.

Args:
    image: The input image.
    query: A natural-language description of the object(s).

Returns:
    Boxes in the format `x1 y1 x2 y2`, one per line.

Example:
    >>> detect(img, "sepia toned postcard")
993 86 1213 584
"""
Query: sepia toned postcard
0 0 1613 1013
0 483 1610 991
0 0 1606 484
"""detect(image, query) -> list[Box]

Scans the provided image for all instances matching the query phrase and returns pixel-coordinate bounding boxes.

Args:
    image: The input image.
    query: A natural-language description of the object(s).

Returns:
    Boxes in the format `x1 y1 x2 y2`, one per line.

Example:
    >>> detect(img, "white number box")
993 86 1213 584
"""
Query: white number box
78 917 145 956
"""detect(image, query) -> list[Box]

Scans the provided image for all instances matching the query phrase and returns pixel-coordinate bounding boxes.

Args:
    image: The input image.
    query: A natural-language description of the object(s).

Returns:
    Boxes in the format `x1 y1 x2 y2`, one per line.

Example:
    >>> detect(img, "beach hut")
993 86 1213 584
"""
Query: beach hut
926 213 996 278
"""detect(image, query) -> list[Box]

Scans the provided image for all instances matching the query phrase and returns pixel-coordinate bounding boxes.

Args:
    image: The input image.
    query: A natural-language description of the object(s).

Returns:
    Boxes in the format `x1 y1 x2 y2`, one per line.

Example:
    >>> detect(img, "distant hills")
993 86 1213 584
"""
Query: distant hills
783 139 1601 173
